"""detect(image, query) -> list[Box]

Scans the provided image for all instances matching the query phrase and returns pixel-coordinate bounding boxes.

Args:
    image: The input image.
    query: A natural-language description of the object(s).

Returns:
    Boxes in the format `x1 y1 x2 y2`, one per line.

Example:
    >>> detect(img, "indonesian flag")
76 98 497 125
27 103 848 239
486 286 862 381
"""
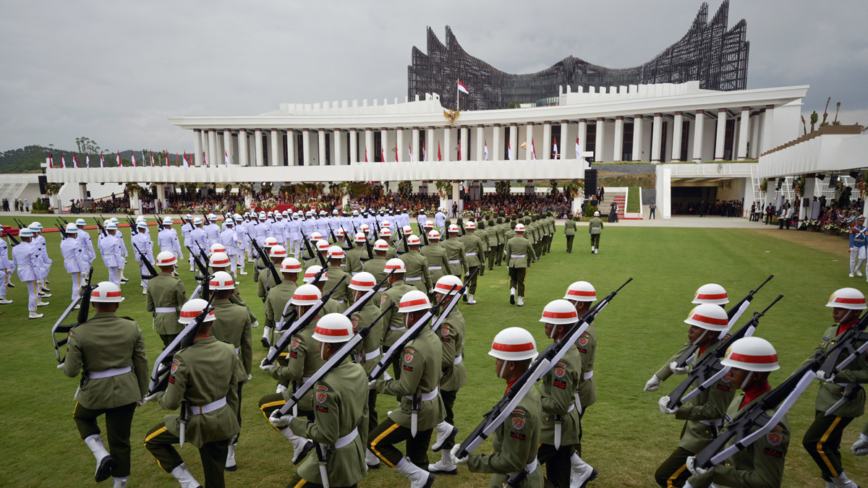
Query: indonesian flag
116 152 121 167
484 140 489 161
394 145 398 162
553 137 559 160
458 140 462 161
202 151 207 166
61 153 66 168
381 146 385 163
46 153 53 169
365 148 368 163
131 152 137 167
531 139 537 161
183 152 190 169
73 153 79 168
576 137 580 160
422 143 426 162
224 151 229 166
508 140 513 161
438 142 442 161
85 154 90 168
150 151 155 167
100 152 105 168
457 79 469 94
165 151 170 167
408 142 413 162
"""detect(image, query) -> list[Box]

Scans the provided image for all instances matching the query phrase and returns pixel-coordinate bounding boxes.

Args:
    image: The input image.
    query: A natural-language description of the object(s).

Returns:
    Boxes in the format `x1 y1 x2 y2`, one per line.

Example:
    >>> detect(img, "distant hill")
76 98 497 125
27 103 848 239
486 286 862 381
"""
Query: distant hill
0 146 190 173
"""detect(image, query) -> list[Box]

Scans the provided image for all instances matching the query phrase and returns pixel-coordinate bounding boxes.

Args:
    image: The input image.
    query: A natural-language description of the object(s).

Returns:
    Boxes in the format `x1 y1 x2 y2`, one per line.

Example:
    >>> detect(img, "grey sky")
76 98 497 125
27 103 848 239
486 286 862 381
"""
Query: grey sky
1 0 865 153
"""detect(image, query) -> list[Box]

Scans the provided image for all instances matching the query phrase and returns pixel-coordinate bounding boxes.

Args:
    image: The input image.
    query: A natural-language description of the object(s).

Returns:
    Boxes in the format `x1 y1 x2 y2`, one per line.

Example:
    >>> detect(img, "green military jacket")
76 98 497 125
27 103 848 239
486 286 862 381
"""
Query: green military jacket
688 390 790 488
564 219 577 236
656 341 693 382
325 265 352 311
363 255 388 286
62 312 148 409
674 342 735 453
420 242 451 287
379 326 446 431
468 386 543 488
211 298 253 375
257 264 282 302
345 245 365 275
290 359 369 487
304 253 328 270
476 227 491 251
576 324 597 409
504 235 535 269
441 236 468 277
399 249 432 294
273 323 327 408
146 273 187 335
547 216 556 236
385 243 398 260
380 279 416 347
438 307 467 392
589 217 604 235
228 291 258 325
798 324 868 418
156 336 246 448
539 346 581 446
460 232 486 268
496 222 506 246
264 280 298 329
350 300 383 375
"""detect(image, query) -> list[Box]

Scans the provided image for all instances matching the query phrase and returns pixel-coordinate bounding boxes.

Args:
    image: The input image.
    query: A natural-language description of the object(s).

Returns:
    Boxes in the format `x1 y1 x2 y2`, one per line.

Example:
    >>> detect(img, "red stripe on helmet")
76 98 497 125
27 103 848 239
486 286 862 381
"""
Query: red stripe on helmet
696 293 727 300
690 313 728 326
314 326 352 337
93 290 122 297
400 298 429 308
211 258 230 265
833 297 866 304
542 311 578 319
350 279 375 288
492 341 535 352
567 290 595 297
180 309 213 318
727 352 778 364
293 294 321 301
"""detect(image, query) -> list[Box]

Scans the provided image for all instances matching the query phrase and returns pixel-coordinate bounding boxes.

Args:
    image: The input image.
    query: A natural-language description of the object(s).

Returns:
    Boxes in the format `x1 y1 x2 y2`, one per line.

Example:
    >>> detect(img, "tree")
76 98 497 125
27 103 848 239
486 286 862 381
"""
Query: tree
810 112 818 133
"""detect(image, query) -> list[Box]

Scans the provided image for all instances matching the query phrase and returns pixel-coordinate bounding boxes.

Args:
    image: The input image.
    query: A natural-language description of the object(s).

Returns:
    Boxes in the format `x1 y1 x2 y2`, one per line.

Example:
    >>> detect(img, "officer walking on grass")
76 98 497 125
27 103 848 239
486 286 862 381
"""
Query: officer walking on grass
588 211 603 254
849 216 867 278
146 252 187 348
564 215 577 253
504 223 534 307
14 228 45 318
459 221 485 304
62 282 148 488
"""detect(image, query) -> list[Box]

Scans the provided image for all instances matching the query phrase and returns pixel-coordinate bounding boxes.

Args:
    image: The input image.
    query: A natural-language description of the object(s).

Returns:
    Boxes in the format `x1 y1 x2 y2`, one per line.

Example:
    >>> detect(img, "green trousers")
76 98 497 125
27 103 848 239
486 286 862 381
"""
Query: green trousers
73 401 136 478
547 234 553 253
144 422 230 488
590 234 600 249
467 266 480 294
368 418 434 468
159 334 178 348
565 235 574 253
802 411 855 481
537 443 577 488
440 389 458 451
258 393 314 428
286 475 356 488
488 249 495 270
509 267 527 297
496 244 504 265
654 446 693 487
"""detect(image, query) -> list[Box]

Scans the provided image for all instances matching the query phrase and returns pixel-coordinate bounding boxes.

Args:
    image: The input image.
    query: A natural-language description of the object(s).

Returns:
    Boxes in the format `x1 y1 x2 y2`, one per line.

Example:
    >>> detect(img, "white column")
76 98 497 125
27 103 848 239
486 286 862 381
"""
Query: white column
594 118 604 162
509 124 518 161
714 109 727 160
238 129 248 166
412 127 420 163
559 121 568 159
269 129 278 166
671 112 683 162
542 122 552 160
426 126 435 162
216 132 224 166
652 113 663 163
460 126 468 161
198 131 207 166
364 129 374 162
334 129 343 165
380 128 388 162
736 107 750 160
443 127 452 162
208 130 217 167
750 112 761 159
193 130 203 167
318 129 327 165
224 131 233 165
349 129 358 163
692 111 705 163
632 115 643 162
475 125 484 161
254 129 264 166
492 124 502 161
613 117 624 161
525 122 534 161
578 119 588 158
761 105 775 156
396 128 404 162
286 130 295 166
302 129 311 166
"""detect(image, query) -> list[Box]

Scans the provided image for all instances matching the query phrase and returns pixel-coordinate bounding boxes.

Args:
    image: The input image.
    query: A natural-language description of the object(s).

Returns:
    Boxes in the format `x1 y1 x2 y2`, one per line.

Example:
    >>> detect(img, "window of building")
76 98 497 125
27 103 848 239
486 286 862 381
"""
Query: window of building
585 124 596 155
622 123 634 161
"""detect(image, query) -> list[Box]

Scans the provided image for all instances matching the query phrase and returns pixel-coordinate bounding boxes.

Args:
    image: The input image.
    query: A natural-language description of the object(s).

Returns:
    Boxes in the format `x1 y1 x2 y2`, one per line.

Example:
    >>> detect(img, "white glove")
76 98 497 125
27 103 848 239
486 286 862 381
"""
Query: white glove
56 363 64 370
368 379 378 390
670 361 689 375
260 358 274 372
816 370 836 383
658 396 679 414
137 397 148 406
852 434 868 456
252 320 260 328
686 456 709 476
851 247 856 252
644 374 661 392
247 374 253 381
383 371 392 381
450 445 469 465
143 392 160 404
269 410 293 428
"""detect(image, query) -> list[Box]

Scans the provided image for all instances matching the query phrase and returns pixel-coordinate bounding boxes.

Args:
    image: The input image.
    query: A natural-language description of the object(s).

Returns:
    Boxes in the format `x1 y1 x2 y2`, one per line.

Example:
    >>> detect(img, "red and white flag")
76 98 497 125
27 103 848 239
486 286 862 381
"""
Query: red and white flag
508 140 513 161
46 153 53 169
165 151 170 167
458 140 462 161
394 146 398 162
381 146 385 163
85 154 90 168
408 142 413 162
438 142 442 161
224 151 229 166
553 137 559 160
183 152 190 169
150 151 155 167
531 139 537 161
175 153 180 167
131 152 137 167
100 152 105 168
484 140 489 161
202 151 207 166
422 143 426 162
73 153 79 168
365 148 368 163
457 80 469 94
116 152 121 167
61 153 66 168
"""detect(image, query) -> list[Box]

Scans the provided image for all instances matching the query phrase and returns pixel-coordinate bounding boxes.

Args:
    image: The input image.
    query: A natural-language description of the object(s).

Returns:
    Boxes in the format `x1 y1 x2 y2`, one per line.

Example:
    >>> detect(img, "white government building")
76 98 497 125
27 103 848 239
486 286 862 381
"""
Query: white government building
46 80 809 218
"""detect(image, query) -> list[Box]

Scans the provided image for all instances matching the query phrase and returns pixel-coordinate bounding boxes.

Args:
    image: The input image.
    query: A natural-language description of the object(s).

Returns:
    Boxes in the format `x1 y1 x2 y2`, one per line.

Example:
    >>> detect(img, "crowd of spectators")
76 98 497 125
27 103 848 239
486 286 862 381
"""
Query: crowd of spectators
746 194 865 229
672 199 744 217
464 193 573 218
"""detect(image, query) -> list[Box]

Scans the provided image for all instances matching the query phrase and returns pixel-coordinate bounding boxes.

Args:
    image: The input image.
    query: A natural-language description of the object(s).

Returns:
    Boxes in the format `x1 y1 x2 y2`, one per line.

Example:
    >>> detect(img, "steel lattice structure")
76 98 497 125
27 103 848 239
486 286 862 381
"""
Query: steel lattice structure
408 1 749 111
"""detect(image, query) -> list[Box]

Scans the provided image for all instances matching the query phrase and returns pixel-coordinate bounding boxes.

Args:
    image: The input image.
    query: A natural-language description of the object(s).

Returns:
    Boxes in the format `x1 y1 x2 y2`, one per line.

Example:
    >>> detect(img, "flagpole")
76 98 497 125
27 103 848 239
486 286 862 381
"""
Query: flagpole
456 79 460 112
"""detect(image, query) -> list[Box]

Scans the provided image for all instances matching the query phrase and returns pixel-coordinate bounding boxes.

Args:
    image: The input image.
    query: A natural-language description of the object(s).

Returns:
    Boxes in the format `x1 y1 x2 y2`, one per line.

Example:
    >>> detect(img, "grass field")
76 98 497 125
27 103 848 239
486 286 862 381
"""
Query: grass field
1 217 866 487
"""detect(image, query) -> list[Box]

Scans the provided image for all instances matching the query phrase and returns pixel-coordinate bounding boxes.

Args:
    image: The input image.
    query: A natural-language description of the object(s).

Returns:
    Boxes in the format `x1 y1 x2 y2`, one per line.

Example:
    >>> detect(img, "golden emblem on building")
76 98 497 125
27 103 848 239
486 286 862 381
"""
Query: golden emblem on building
443 109 460 125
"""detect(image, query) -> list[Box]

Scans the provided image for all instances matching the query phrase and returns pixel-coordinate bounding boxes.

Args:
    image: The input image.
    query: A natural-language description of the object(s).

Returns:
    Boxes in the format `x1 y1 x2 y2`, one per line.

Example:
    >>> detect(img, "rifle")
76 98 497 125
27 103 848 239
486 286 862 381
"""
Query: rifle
421 228 430 246
133 242 159 280
817 311 868 416
674 275 774 369
57 225 68 240
303 236 327 267
59 216 70 226
95 219 108 237
249 234 282 286
261 275 347 367
665 295 783 410
6 230 20 246
272 265 330 334
456 277 632 460
14 218 26 230
51 268 95 364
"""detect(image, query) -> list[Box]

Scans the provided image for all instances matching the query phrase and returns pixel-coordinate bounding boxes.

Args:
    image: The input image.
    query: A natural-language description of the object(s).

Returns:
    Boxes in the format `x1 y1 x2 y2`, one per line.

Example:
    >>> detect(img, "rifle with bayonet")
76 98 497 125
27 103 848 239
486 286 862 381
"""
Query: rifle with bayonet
815 311 868 416
5 228 20 246
673 275 774 369
303 235 327 267
57 224 68 240
14 218 26 230
133 242 159 280
262 265 330 347
95 218 108 237
249 232 282 285
52 268 95 364
665 294 784 410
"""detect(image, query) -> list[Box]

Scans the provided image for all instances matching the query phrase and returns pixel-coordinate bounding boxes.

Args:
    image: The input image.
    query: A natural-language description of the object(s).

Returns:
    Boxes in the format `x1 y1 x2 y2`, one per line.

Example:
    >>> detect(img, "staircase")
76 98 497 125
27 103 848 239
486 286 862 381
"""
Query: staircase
0 175 37 203
600 187 628 220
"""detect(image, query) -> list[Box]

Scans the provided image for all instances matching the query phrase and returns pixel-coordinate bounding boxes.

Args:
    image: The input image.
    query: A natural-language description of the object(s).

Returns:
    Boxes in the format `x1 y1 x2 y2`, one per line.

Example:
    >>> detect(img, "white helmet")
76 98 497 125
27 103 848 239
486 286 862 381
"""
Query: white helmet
327 246 345 260
269 245 288 259
448 224 459 234
385 258 406 274
209 252 231 268
209 243 227 255
105 222 117 231
564 281 596 302
464 221 476 230
349 272 376 292
593 211 600 217
193 217 203 225
315 240 331 253
684 304 730 331
90 282 124 303
18 228 33 238
539 299 579 325
382 220 391 228
428 230 441 241
264 237 279 247
489 327 539 361
75 218 87 226
402 225 413 235
136 221 147 230
304 265 328 283
353 232 367 243
291 284 322 306
280 258 302 274
407 235 421 246
434 275 463 296
826 287 867 310
399 290 431 313
380 227 392 237
65 223 78 234
162 217 173 226
313 313 355 343
209 271 236 290
178 298 216 324
693 284 729 305
515 224 525 233
311 232 323 241
720 336 780 372
373 239 389 252
156 251 177 266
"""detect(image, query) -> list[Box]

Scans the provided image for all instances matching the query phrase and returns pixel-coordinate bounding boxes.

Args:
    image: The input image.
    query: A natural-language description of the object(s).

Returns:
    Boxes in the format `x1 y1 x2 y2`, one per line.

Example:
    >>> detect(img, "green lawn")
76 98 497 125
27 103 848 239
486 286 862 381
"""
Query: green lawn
1 218 866 487
627 187 641 212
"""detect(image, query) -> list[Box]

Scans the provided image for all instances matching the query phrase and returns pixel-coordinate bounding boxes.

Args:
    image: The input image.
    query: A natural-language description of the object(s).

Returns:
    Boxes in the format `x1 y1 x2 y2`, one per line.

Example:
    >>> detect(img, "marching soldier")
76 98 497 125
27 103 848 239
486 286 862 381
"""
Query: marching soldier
303 265 343 315
362 239 390 287
429 275 468 475
220 218 241 279
99 223 122 287
207 251 258 327
546 211 555 254
305 240 331 269
60 223 88 302
204 214 221 249
30 222 53 298
76 217 97 268
269 313 370 488
15 228 46 317
504 223 535 307
189 218 207 277
420 230 451 294
476 219 490 276
0 227 13 305
450 327 543 488
684 337 789 488
459 221 485 304
181 214 194 271
588 211 603 254
495 216 507 267
131 221 154 295
380 227 398 259
143 298 246 488
62 282 148 487
346 232 367 275
379 259 416 369
441 224 467 280
146 252 187 348
108 218 129 284
158 217 182 272
324 246 351 311
564 215 577 253
209 271 253 472
655 305 735 488
257 242 286 303
369 290 445 488
798 288 868 487
261 257 301 349
400 235 433 295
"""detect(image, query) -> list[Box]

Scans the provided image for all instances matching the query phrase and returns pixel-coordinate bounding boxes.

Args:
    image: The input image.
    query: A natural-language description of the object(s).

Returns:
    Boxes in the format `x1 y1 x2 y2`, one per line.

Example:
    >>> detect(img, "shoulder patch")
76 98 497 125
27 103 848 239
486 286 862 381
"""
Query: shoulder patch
511 416 526 430
441 327 450 336
316 385 328 404
766 431 783 446
381 295 387 305
554 363 567 378
404 351 414 363
578 337 589 347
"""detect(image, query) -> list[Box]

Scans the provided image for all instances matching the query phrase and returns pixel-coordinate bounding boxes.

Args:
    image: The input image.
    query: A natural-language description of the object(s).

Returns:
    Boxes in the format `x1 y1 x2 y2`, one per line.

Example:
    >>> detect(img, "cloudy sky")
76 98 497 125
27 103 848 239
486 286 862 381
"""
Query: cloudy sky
1 0 865 153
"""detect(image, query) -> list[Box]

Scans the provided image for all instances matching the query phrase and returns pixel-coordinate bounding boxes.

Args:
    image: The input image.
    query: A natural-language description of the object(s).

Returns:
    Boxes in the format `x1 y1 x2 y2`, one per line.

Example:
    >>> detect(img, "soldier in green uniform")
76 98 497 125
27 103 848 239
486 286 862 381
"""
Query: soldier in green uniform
504 224 535 307
476 219 489 276
684 337 789 488
269 314 370 488
798 288 868 487
380 228 399 259
459 221 485 304
143 298 246 488
441 224 467 279
362 240 390 297
429 275 468 475
495 216 507 267
588 211 603 254
420 229 451 294
208 252 258 329
369 290 445 488
63 282 148 487
306 240 332 269
257 243 285 302
325 246 352 311
563 215 577 253
261 257 301 350
400 235 433 295
378 259 415 376
303 265 344 315
451 326 543 488
147 252 187 347
546 212 556 254
852 422 868 455
537 300 584 488
655 305 736 488
208 271 253 472
345 232 367 276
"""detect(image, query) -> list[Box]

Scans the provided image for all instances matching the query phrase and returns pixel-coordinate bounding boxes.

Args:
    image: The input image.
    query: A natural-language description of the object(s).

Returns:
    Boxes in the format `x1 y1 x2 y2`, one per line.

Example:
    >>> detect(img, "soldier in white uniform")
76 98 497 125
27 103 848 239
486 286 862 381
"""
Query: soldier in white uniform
61 223 89 301
232 215 247 275
220 218 242 278
76 218 97 268
271 212 285 248
132 221 155 295
287 213 302 259
435 208 447 234
99 222 123 286
108 218 129 284
157 217 181 273
29 222 52 299
255 212 270 258
204 214 221 250
13 228 44 318
0 228 14 305
417 211 427 230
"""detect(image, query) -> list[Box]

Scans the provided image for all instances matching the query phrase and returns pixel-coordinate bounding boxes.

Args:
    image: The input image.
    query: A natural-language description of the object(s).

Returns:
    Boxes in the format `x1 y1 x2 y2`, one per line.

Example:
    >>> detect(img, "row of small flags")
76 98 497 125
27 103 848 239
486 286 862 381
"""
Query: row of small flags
45 150 228 169
360 135 578 163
